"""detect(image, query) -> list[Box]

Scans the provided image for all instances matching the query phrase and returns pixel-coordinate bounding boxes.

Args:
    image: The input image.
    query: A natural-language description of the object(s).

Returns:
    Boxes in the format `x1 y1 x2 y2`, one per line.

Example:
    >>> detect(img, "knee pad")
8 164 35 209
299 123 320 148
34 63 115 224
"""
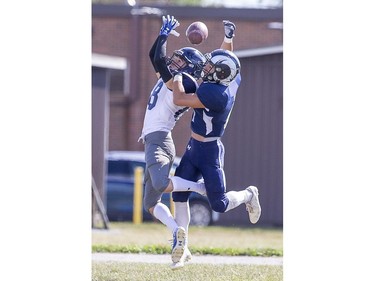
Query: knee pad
143 186 162 212
143 198 154 213
172 191 191 202
152 177 170 193
210 197 228 213
148 163 171 193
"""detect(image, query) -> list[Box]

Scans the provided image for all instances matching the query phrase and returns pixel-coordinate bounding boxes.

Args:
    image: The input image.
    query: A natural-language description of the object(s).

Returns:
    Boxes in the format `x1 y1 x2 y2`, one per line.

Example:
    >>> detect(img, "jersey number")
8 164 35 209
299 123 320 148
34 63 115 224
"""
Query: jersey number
147 81 163 110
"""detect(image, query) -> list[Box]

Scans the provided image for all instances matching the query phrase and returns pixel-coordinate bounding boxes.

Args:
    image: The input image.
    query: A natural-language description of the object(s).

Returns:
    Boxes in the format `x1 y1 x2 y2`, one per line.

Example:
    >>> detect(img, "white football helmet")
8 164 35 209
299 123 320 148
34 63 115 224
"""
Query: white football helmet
201 49 240 85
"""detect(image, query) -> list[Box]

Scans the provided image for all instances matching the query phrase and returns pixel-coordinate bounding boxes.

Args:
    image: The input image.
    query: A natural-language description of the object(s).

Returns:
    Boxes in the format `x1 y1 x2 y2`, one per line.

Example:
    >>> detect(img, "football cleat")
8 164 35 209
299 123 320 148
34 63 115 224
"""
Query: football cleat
170 260 184 270
170 247 192 270
245 186 261 224
171 226 186 263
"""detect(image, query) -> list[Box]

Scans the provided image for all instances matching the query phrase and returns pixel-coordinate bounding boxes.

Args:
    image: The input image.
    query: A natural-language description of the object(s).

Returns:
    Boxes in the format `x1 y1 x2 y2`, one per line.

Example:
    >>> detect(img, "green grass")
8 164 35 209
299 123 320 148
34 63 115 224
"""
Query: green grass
92 244 282 256
92 222 283 280
92 222 283 257
92 262 283 281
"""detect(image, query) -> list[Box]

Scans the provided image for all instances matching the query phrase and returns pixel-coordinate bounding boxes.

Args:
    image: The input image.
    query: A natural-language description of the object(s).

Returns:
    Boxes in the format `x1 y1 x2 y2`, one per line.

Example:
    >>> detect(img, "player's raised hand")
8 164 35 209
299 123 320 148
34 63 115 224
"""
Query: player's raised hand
223 20 236 39
160 15 180 36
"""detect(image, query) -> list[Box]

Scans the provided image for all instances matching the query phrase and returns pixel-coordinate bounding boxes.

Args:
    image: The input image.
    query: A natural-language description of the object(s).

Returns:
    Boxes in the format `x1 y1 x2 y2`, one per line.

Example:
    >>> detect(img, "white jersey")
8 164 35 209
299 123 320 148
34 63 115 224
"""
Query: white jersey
139 79 189 141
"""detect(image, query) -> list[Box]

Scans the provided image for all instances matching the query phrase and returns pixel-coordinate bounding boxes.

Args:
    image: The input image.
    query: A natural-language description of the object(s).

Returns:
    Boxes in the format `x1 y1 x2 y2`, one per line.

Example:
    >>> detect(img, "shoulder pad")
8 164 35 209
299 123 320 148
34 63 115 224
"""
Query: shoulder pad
182 72 198 94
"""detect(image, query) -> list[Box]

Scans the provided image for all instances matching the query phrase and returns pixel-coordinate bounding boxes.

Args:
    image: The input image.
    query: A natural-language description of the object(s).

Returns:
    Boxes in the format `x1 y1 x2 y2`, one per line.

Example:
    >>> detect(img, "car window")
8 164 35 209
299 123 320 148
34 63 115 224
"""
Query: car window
107 160 145 177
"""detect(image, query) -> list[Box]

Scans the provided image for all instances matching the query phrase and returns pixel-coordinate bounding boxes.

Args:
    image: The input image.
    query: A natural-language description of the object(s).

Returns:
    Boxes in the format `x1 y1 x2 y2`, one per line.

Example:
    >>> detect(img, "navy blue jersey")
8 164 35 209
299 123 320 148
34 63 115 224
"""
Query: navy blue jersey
192 74 241 137
173 74 242 212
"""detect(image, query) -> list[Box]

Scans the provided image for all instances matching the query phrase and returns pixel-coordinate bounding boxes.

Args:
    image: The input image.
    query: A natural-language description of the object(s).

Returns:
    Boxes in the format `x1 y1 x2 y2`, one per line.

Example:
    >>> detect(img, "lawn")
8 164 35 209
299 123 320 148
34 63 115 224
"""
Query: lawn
92 222 283 256
92 262 283 281
92 222 283 280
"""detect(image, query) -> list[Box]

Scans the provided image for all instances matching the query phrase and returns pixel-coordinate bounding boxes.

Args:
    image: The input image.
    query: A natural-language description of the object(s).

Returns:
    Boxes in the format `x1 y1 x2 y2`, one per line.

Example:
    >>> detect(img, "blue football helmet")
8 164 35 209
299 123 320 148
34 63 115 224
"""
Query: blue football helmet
168 47 206 79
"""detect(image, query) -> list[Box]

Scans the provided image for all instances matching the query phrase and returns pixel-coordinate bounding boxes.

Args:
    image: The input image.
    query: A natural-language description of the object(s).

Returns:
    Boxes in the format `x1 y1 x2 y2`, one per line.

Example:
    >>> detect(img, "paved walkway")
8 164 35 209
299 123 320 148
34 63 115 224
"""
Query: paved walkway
92 253 283 266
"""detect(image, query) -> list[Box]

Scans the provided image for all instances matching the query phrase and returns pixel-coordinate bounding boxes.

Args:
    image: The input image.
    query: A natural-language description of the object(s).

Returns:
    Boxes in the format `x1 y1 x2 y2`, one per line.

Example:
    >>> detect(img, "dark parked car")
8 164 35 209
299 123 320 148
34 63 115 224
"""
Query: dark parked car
105 151 218 226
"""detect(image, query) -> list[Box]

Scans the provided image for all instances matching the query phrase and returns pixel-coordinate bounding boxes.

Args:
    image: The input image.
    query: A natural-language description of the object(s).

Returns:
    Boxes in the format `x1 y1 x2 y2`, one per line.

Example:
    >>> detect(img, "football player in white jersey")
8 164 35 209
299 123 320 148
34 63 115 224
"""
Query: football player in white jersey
139 15 207 267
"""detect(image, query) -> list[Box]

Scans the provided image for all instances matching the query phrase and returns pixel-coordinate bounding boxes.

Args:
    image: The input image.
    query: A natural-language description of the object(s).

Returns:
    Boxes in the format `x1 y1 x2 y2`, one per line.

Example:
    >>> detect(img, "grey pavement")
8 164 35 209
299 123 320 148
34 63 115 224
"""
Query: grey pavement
92 253 283 266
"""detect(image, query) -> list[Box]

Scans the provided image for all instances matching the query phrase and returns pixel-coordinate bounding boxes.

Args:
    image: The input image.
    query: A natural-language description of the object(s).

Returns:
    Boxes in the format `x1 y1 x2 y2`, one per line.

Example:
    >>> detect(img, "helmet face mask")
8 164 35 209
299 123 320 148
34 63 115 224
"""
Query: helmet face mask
201 49 241 85
168 54 188 73
167 47 206 79
201 60 215 79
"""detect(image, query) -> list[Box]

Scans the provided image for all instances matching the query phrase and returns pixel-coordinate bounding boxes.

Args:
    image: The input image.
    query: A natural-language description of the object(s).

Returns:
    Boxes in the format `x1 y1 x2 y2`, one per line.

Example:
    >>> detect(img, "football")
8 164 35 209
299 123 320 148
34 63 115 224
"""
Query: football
186 21 208 45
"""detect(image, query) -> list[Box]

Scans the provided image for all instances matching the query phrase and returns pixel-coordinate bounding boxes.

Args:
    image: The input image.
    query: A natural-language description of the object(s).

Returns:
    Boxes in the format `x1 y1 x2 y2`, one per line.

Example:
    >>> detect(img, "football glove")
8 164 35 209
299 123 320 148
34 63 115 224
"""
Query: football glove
223 20 236 39
160 15 180 36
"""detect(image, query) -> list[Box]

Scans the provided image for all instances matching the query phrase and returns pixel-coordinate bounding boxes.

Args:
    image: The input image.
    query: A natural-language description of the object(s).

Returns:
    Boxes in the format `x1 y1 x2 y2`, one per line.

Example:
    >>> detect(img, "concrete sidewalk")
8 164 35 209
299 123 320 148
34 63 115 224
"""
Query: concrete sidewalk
92 253 283 266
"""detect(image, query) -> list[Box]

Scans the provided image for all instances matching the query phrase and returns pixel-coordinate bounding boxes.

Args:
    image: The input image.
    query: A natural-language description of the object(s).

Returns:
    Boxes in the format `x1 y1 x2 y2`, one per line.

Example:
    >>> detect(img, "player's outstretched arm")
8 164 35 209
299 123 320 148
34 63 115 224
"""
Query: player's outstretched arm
149 37 160 77
220 20 236 51
153 15 180 87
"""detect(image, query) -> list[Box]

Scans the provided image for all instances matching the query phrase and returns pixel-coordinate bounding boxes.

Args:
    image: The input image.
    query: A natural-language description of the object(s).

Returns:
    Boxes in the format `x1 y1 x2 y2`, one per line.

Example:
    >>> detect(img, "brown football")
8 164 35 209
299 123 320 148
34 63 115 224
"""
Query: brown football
186 21 208 45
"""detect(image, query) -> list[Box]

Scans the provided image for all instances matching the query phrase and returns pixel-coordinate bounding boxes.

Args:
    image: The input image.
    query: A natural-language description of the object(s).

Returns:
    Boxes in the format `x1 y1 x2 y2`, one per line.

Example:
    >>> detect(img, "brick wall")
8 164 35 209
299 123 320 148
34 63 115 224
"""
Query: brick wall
92 6 282 155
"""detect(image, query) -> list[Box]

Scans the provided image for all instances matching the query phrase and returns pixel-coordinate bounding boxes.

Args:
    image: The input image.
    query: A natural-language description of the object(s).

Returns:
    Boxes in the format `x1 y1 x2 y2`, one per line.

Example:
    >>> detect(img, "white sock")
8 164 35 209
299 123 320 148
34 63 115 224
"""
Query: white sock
225 189 252 212
170 176 206 195
174 201 190 246
152 202 178 233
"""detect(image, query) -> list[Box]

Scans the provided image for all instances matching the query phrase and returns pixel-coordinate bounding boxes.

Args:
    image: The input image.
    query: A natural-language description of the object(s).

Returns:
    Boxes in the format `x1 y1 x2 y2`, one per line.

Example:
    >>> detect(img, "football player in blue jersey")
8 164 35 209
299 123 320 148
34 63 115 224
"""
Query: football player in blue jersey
170 22 262 266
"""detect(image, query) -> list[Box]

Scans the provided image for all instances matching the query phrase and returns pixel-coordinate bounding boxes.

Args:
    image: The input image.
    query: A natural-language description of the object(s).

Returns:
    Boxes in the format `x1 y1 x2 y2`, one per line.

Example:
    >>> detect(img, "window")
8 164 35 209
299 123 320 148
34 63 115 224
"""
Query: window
107 160 145 178
92 53 129 96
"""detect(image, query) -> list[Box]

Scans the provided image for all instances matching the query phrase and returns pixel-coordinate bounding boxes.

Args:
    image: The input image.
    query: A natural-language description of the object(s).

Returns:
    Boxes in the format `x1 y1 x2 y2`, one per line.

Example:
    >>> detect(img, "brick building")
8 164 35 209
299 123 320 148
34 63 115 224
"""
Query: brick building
92 4 283 226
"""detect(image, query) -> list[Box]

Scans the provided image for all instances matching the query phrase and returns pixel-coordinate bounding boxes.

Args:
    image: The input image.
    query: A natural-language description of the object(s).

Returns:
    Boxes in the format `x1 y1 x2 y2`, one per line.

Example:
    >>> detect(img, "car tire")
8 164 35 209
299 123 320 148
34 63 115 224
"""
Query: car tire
189 200 212 226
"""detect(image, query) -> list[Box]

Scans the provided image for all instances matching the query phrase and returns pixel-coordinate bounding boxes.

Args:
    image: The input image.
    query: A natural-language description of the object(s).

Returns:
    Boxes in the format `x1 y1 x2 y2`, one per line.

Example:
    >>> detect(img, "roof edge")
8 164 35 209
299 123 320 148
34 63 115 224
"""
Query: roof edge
92 53 127 70
235 45 283 58
92 4 283 21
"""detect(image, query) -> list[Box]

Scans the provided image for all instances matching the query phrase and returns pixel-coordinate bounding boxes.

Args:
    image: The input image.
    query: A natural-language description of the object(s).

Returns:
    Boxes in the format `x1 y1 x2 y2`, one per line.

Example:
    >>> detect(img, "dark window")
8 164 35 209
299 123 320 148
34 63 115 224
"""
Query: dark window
107 160 145 177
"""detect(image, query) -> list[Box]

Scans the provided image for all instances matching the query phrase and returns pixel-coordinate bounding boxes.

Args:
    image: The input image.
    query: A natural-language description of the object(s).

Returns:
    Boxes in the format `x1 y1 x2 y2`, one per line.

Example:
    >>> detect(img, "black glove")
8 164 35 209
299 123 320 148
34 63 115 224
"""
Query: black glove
223 20 236 39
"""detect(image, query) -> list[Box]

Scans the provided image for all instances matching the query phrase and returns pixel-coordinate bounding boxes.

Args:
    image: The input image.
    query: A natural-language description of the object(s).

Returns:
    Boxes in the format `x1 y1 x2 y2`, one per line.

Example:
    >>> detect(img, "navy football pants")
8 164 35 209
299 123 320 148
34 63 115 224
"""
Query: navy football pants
172 137 229 213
